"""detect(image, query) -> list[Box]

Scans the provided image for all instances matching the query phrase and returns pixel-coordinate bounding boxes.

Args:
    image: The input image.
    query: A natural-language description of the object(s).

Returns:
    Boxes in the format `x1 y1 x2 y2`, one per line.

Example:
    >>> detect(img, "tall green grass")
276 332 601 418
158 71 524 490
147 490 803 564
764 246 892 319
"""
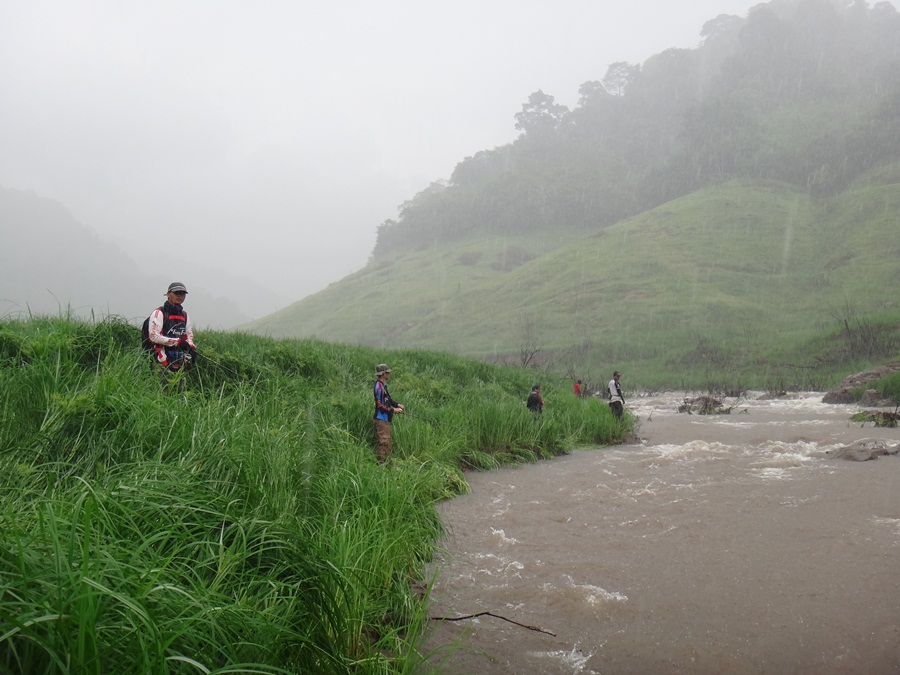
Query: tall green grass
0 315 629 674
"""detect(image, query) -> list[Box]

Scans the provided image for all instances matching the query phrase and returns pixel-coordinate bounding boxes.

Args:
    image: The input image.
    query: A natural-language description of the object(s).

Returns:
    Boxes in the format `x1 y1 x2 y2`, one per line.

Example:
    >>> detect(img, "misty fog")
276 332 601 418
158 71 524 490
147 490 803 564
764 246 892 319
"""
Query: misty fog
1 0 774 326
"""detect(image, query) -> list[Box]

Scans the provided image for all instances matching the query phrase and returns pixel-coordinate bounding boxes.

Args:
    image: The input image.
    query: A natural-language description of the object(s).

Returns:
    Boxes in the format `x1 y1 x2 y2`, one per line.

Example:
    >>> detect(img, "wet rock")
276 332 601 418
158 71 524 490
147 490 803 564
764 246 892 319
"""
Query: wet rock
860 389 879 406
756 391 788 400
822 362 900 404
678 396 724 414
859 389 896 408
825 438 900 461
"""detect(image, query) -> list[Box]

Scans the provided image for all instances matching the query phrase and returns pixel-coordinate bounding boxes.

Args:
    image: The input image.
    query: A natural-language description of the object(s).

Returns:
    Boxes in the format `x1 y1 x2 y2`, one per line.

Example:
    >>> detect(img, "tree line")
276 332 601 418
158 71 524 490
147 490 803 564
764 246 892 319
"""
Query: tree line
373 0 900 257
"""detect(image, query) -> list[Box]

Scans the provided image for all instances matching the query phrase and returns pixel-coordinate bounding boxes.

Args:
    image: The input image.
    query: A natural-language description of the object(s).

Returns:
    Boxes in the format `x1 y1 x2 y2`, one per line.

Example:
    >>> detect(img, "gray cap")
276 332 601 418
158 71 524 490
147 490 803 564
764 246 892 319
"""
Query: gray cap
167 282 188 294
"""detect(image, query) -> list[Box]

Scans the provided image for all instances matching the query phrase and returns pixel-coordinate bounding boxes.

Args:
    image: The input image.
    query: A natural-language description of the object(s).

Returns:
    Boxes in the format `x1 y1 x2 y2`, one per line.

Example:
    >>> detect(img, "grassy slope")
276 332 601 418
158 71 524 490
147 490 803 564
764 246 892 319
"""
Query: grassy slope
246 171 900 388
820 168 900 302
0 316 630 673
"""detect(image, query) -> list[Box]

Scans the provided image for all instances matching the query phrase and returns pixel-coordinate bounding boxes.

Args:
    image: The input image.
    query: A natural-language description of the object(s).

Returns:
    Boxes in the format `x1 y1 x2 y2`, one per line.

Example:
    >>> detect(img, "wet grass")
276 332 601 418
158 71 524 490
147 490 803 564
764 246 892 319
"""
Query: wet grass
0 315 630 674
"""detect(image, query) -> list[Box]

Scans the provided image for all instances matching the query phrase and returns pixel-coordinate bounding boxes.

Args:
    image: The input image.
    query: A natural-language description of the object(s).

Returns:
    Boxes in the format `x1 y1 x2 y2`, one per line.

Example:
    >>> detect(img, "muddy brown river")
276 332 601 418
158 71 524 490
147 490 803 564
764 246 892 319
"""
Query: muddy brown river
425 392 900 674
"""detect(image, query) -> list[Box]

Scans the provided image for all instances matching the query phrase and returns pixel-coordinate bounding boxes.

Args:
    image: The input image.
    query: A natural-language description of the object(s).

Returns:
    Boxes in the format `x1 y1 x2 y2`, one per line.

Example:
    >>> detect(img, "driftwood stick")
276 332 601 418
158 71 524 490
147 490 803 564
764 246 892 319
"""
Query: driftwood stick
429 611 556 637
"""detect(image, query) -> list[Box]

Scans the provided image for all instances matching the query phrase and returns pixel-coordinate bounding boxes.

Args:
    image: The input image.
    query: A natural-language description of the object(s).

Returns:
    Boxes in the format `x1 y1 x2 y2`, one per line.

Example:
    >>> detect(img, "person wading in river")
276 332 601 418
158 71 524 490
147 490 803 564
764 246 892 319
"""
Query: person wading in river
373 363 403 462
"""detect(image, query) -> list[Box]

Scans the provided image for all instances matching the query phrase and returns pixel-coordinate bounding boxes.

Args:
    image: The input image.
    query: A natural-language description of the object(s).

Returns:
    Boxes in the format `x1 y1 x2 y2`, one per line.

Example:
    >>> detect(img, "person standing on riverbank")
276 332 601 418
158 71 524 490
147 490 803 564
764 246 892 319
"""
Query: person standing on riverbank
608 371 624 419
527 384 544 414
146 282 196 384
373 363 403 462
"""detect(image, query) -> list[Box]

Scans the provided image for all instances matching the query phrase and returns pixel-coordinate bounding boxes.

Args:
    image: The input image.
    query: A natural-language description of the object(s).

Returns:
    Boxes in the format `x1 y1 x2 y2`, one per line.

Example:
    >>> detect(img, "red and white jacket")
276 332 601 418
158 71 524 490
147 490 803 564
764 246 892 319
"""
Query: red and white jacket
149 302 195 367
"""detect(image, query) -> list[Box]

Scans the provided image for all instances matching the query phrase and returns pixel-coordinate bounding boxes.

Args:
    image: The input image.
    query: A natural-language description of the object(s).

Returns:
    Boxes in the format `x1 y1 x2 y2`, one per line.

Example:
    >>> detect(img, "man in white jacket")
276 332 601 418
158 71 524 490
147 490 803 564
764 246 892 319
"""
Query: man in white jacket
148 282 196 374
608 371 624 419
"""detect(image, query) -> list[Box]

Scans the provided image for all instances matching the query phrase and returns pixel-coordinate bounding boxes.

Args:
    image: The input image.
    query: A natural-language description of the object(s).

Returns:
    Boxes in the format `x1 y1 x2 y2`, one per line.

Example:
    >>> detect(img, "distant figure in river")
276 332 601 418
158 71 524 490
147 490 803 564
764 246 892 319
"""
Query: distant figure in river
573 380 582 398
608 371 624 419
373 363 403 462
146 282 196 384
527 384 544 414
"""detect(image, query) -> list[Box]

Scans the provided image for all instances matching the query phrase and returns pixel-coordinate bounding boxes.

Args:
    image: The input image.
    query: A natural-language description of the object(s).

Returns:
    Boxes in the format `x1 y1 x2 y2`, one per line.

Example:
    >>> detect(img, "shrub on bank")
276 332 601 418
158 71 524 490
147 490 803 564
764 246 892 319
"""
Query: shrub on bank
849 370 900 406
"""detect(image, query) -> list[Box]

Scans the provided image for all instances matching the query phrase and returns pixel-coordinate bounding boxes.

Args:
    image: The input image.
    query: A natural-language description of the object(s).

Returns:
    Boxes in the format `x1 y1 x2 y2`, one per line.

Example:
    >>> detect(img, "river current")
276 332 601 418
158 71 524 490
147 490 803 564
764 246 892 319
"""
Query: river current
425 392 899 674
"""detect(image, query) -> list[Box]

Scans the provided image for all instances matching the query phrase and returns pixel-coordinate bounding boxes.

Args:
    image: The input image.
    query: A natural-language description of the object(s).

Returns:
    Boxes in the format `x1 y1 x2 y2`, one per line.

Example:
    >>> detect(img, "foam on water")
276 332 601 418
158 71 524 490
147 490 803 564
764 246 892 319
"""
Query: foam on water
642 440 735 462
871 516 900 538
528 645 596 674
674 439 732 455
750 440 822 469
708 419 756 429
751 467 792 480
464 551 525 582
762 438 820 454
560 574 628 605
490 527 519 546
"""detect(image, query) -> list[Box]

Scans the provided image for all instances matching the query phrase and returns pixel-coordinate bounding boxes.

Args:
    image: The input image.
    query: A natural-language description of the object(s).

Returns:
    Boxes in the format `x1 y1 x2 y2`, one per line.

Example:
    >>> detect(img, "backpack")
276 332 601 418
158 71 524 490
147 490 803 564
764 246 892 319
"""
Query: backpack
140 306 164 351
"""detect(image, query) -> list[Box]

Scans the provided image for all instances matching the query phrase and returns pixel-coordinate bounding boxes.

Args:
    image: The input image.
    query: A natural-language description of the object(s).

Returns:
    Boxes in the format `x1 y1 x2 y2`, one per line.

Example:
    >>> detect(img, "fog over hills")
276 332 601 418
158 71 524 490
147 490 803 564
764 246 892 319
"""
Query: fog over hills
1 0 777 316
0 187 264 328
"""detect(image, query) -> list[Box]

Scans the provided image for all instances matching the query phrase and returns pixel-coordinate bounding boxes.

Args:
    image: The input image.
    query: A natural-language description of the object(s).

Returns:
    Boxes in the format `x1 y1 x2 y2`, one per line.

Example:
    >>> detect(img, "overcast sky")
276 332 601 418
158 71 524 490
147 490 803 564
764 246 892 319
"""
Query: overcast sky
2 1 777 311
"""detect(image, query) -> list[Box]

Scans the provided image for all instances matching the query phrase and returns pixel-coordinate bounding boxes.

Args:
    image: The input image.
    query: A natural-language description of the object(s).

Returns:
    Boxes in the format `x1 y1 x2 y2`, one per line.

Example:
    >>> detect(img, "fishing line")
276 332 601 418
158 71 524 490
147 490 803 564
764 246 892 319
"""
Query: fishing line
398 411 438 426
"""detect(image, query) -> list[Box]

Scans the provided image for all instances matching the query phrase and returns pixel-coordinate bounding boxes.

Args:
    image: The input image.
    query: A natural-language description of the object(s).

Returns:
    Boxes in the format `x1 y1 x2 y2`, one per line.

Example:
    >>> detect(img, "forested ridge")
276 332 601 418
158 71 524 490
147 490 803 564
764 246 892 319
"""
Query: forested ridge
373 0 900 257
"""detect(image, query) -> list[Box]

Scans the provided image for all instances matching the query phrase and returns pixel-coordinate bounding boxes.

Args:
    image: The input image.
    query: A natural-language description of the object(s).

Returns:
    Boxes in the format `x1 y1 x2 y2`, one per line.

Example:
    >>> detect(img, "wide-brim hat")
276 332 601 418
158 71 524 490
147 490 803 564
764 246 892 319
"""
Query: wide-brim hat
375 363 392 376
167 282 188 295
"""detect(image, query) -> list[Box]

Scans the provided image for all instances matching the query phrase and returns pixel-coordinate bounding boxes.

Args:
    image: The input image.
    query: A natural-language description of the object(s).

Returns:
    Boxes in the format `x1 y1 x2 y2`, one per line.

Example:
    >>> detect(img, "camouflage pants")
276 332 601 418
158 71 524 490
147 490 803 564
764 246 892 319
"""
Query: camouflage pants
374 419 393 462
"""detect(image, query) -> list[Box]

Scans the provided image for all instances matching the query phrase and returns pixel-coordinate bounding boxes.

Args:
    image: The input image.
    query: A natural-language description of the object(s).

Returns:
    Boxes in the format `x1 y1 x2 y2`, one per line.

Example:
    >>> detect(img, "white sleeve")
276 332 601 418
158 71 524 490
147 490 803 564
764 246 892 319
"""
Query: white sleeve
149 308 177 347
184 313 195 347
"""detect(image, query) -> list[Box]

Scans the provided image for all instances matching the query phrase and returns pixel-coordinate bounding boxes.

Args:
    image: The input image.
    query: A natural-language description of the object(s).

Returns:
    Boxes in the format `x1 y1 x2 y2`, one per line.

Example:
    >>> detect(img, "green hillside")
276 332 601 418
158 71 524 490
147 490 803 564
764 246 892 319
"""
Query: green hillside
245 0 900 389
246 172 900 388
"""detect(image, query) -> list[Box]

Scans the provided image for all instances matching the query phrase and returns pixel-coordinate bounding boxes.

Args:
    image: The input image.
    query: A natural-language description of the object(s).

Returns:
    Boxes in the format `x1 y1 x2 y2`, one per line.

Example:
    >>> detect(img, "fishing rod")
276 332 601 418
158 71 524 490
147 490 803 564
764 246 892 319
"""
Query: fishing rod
186 350 244 379
398 410 438 426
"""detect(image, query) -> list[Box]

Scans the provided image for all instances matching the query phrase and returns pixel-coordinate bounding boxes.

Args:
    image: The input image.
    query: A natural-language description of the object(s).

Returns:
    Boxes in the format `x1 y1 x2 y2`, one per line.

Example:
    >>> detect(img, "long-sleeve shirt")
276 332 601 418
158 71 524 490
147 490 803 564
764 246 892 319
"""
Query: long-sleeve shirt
149 301 195 367
373 379 398 422
149 302 195 349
